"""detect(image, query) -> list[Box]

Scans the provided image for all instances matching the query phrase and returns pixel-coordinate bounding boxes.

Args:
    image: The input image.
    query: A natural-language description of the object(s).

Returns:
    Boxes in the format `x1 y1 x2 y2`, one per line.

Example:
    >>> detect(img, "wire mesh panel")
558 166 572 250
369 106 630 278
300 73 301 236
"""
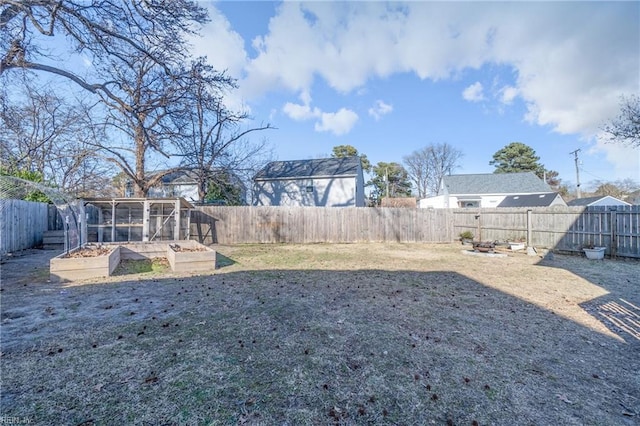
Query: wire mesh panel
0 176 85 254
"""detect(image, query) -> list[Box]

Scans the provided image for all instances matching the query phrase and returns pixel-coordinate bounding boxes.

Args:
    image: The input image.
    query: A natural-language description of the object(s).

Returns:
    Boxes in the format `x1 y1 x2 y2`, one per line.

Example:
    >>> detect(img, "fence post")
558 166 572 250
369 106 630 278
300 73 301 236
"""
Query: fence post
526 210 533 247
610 209 617 259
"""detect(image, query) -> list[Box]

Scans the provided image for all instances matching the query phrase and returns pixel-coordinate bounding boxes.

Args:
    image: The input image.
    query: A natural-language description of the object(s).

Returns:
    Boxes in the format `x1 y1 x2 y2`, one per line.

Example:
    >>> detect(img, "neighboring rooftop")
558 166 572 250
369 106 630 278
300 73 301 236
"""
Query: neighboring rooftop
254 157 361 180
498 193 565 208
441 172 552 195
158 170 199 185
567 195 631 207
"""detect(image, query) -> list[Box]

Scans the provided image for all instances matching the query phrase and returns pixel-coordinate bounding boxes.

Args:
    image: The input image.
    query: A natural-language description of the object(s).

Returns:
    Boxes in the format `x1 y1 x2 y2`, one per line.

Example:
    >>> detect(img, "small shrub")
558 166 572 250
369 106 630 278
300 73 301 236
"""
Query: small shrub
459 231 474 240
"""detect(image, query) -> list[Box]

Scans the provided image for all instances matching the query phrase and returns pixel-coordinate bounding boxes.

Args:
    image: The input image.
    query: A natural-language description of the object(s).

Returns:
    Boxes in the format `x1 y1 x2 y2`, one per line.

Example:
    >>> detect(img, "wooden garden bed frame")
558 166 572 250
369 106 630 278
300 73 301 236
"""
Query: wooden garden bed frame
50 245 121 282
49 241 215 282
167 241 217 273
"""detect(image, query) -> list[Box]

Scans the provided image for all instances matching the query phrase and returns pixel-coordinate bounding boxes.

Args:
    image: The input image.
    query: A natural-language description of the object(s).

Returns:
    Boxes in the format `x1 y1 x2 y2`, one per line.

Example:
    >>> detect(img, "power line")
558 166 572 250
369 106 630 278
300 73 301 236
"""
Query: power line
580 168 605 181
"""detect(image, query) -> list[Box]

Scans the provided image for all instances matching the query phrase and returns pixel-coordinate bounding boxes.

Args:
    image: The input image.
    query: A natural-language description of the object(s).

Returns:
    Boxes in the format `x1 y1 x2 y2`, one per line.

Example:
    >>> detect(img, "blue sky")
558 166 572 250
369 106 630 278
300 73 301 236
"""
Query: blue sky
190 1 640 190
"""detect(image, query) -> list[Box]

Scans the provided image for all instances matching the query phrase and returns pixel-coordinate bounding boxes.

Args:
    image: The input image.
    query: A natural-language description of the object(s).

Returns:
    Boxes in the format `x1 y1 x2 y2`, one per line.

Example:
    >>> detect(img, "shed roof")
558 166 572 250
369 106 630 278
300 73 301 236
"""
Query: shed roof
254 157 361 180
497 193 563 207
442 172 551 195
83 197 194 209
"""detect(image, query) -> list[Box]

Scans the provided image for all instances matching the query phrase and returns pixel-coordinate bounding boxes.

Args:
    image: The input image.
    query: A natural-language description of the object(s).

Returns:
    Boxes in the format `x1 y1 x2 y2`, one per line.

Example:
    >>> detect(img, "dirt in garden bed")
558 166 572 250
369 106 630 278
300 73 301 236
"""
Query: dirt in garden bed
169 244 207 252
64 246 113 258
0 243 638 425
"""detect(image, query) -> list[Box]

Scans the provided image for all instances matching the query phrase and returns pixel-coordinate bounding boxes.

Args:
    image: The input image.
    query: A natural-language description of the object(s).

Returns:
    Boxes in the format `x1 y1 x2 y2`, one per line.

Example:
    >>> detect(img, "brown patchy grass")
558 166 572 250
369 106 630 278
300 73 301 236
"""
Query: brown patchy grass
1 243 638 425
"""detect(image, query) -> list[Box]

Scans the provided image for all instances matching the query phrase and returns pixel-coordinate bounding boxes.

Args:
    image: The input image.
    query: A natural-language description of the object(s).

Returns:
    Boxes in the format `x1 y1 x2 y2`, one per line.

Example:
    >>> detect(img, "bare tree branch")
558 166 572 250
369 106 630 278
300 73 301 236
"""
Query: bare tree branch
602 94 640 148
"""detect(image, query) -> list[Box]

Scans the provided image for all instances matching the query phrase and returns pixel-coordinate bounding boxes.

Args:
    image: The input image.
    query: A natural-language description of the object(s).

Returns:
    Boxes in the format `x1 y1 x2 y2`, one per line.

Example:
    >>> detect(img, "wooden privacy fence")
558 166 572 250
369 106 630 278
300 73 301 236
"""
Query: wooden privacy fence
5 202 637 258
0 199 49 254
192 206 453 244
453 205 640 258
193 205 639 258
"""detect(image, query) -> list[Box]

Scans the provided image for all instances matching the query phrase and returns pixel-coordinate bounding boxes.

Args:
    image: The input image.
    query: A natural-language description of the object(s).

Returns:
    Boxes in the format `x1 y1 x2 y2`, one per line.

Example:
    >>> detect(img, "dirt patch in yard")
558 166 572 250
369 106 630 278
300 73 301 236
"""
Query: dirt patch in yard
0 243 638 425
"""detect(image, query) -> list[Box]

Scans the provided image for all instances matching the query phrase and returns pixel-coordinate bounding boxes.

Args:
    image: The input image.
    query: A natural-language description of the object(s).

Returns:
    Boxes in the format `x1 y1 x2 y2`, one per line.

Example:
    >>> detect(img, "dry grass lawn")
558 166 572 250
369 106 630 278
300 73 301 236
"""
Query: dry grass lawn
1 243 638 425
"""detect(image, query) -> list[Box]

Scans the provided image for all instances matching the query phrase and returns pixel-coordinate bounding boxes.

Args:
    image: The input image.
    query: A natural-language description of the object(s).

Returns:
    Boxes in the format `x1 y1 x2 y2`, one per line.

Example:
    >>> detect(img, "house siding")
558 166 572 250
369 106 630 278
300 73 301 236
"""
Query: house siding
567 196 631 207
254 176 362 207
148 184 199 203
253 159 365 207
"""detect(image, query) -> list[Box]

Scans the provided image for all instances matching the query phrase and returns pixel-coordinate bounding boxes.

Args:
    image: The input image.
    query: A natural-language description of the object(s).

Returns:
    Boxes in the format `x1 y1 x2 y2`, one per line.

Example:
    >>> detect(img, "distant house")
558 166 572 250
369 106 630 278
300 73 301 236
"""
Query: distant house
253 157 365 207
147 170 200 203
567 195 631 207
498 193 566 208
419 172 554 208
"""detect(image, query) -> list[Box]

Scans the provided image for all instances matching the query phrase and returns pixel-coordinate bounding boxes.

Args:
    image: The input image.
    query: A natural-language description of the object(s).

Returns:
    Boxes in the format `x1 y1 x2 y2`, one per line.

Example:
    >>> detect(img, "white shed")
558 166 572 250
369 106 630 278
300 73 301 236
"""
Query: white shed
253 157 365 207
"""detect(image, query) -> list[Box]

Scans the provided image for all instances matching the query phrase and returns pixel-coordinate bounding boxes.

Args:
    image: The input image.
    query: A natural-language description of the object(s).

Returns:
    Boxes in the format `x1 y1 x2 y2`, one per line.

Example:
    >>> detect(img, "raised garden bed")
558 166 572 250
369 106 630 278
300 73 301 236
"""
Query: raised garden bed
167 241 216 273
49 241 216 280
50 244 120 282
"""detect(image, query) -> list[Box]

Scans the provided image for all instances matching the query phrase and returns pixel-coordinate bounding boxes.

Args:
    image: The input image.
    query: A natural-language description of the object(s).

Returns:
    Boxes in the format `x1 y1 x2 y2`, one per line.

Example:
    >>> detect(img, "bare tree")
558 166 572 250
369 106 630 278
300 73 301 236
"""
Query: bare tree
602 94 640 148
428 143 463 194
0 84 114 196
85 51 202 196
590 178 639 199
1 0 210 196
1 0 207 82
174 59 273 203
403 148 432 199
403 143 463 197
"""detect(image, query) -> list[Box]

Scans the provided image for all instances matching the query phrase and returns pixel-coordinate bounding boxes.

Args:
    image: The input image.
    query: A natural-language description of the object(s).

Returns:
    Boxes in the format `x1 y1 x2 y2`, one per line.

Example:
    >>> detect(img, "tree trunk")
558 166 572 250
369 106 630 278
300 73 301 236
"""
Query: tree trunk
134 124 147 197
198 180 206 204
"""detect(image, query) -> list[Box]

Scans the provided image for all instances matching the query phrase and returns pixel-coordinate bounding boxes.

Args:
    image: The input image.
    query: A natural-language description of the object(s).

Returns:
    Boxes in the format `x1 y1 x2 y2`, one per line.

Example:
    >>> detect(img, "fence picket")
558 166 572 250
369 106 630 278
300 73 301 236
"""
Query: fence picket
0 199 49 254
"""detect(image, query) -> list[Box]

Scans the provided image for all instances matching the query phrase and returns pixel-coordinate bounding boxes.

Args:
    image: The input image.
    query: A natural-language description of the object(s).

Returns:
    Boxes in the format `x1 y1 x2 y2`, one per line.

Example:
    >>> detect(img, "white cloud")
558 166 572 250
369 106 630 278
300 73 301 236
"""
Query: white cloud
282 102 320 121
368 100 393 120
591 133 640 180
499 86 518 104
187 5 249 112
282 91 320 121
205 2 638 172
282 92 358 135
315 108 359 136
238 2 637 126
189 5 247 77
462 82 485 102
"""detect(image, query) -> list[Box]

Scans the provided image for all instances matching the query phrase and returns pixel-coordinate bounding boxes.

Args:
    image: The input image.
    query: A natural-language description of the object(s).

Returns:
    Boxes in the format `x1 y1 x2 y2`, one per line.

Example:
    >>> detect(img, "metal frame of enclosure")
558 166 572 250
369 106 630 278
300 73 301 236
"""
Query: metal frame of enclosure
83 198 193 243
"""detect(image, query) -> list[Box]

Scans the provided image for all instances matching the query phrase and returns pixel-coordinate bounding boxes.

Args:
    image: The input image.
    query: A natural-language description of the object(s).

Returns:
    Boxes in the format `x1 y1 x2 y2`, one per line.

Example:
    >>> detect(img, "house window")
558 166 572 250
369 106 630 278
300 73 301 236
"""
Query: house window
458 200 479 208
306 186 314 193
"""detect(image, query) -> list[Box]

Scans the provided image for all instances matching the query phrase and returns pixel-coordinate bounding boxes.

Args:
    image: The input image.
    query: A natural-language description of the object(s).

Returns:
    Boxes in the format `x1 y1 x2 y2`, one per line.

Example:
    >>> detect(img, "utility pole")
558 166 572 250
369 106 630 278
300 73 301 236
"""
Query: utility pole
570 149 581 198
385 167 389 198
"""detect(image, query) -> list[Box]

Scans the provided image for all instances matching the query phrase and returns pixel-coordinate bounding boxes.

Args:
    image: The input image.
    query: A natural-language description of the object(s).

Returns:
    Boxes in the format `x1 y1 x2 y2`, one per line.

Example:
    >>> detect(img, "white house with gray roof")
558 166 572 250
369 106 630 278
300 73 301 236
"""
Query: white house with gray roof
253 157 365 207
419 172 555 208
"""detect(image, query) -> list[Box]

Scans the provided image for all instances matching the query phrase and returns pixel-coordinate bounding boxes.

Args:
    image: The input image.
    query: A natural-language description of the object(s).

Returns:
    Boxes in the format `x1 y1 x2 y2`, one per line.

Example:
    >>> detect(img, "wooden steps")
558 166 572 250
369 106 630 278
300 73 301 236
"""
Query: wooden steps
43 230 64 250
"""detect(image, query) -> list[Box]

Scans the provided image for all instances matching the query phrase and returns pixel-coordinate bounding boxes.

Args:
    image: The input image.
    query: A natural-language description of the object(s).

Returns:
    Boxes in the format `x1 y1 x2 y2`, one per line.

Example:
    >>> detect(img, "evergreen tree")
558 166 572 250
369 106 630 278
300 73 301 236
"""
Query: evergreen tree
489 142 545 176
331 145 371 173
369 162 412 205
